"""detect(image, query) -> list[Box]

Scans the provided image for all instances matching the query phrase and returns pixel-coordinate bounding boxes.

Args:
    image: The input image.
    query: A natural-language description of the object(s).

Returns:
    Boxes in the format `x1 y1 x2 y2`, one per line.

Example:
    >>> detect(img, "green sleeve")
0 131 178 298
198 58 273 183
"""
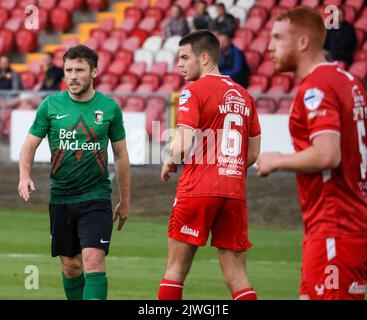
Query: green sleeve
29 98 50 138
108 102 126 142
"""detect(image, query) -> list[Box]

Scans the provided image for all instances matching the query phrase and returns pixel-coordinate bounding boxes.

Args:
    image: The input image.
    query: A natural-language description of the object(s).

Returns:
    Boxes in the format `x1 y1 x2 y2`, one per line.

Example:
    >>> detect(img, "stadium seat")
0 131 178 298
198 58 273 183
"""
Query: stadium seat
276 97 293 114
143 36 163 53
18 0 38 9
269 75 292 93
257 60 276 77
134 0 150 10
233 37 248 51
134 49 155 71
155 49 176 71
175 0 192 11
162 73 182 91
236 0 256 10
20 71 37 90
248 37 269 55
323 0 342 6
97 49 113 73
300 0 320 8
110 29 128 42
128 61 147 77
343 5 357 25
107 59 129 76
98 18 116 33
39 0 58 10
114 82 135 93
345 0 365 12
120 17 138 34
140 73 161 90
124 96 145 112
115 49 133 65
279 0 299 8
266 6 284 29
59 0 85 11
84 37 99 50
145 96 166 139
145 7 164 22
125 7 144 23
135 83 155 93
248 5 269 22
4 16 23 33
61 37 79 49
354 17 367 33
354 50 367 62
234 28 254 48
244 50 262 73
256 0 276 10
355 29 365 50
138 17 157 33
15 29 38 53
255 97 277 114
249 74 269 92
90 29 109 45
131 29 149 46
0 29 14 54
228 6 247 28
122 36 142 52
151 61 168 77
0 0 17 10
96 82 114 93
154 0 173 11
86 0 108 11
99 73 119 89
349 61 367 81
243 16 264 33
163 36 181 55
36 8 49 30
50 7 72 32
120 73 139 89
101 37 120 54
0 8 9 28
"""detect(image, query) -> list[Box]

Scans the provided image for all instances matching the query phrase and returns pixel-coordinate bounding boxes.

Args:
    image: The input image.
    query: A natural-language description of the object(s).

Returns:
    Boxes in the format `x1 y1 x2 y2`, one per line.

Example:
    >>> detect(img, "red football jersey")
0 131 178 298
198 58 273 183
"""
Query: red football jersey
175 74 261 200
290 62 367 239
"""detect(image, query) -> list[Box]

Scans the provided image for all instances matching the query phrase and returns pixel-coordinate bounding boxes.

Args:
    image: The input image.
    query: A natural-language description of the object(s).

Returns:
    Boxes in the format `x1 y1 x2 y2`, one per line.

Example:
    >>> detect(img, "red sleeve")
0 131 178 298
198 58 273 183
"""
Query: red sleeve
301 84 341 140
250 96 261 137
176 87 201 129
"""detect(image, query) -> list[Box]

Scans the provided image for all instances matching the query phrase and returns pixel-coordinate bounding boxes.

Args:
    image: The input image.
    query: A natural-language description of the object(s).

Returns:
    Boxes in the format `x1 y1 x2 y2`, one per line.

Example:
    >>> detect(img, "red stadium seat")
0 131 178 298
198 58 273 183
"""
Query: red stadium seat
265 6 285 29
135 83 156 93
90 29 109 46
86 0 108 11
110 29 128 42
15 29 38 53
99 73 119 89
121 36 141 52
323 0 342 6
343 6 357 25
128 61 146 77
233 37 248 51
354 17 367 33
107 59 129 76
279 0 299 9
276 97 293 114
145 96 166 138
4 16 24 32
120 73 139 89
0 0 18 10
234 28 254 46
0 8 9 28
96 49 113 73
0 29 14 54
249 74 269 92
138 17 157 33
124 7 144 23
345 0 365 12
84 37 99 50
59 0 85 11
134 0 149 10
115 49 133 65
243 16 264 33
96 82 114 93
18 0 38 9
11 8 24 18
257 0 276 10
354 50 367 62
349 61 367 81
270 75 292 93
20 71 37 90
50 7 72 32
355 29 365 50
120 17 137 34
114 82 135 93
101 37 120 54
244 50 262 73
154 0 172 11
151 61 168 77
39 0 58 10
248 37 269 55
124 96 145 112
176 0 192 11
255 98 277 114
140 73 161 91
248 6 269 22
98 18 116 33
300 0 320 8
145 7 164 22
162 73 182 91
36 8 49 30
257 60 276 77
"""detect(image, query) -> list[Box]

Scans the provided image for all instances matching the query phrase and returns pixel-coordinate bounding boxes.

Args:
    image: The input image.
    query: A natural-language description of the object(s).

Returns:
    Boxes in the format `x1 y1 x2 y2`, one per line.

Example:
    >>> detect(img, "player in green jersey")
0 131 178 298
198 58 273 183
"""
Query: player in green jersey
18 45 131 300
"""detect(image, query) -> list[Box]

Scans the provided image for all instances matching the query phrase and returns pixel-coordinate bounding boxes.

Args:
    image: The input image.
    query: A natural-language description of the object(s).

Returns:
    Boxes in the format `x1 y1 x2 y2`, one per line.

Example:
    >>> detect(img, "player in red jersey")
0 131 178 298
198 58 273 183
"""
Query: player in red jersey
157 30 261 300
256 7 367 300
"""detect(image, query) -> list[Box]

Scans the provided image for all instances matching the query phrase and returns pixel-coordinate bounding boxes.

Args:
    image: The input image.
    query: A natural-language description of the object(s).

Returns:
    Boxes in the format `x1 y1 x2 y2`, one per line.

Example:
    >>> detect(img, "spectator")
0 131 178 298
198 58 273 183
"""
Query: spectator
212 3 237 38
164 4 190 38
324 7 357 67
217 30 250 88
192 0 213 31
0 55 22 90
35 52 64 91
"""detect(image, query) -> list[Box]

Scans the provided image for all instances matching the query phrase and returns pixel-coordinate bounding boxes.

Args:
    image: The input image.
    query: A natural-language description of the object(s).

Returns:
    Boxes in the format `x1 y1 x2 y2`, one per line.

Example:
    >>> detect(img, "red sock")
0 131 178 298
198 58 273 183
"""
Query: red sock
232 288 257 300
157 278 184 300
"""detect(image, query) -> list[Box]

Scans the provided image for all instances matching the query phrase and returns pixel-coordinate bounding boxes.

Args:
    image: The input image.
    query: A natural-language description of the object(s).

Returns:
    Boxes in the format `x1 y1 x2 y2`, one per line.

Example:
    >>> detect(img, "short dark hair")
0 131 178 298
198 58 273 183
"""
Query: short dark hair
63 45 98 69
179 30 220 64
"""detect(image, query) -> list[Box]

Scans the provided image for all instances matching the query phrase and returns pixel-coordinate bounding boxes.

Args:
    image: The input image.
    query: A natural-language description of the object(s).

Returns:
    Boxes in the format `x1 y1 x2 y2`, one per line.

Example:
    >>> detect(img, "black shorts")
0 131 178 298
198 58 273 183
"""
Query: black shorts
49 199 113 257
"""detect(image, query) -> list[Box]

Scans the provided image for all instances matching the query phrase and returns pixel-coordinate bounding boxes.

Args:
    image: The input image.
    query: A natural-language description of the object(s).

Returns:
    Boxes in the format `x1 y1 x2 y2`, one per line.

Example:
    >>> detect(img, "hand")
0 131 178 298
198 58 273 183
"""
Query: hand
161 162 178 182
113 200 129 231
18 177 36 202
256 152 282 177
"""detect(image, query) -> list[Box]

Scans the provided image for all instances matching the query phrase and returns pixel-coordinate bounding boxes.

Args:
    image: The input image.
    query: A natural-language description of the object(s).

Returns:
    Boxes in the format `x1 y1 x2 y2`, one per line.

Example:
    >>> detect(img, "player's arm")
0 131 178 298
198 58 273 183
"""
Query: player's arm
256 133 341 176
18 134 43 201
111 139 130 231
161 125 194 182
247 135 261 168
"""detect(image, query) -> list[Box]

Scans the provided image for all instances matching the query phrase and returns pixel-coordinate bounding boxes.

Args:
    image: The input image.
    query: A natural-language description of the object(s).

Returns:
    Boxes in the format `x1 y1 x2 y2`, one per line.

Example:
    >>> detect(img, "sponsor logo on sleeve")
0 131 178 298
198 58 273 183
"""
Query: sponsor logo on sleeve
304 88 324 111
179 90 191 105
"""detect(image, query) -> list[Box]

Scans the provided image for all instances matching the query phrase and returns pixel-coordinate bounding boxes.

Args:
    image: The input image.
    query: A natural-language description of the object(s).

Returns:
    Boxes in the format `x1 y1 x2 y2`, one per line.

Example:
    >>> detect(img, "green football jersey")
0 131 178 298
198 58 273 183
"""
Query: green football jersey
29 90 125 204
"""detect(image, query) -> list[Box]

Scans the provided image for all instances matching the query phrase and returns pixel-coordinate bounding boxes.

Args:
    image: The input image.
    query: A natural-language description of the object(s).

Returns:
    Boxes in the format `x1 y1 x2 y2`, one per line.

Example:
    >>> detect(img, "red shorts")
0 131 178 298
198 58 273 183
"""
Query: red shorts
300 237 367 300
168 196 252 251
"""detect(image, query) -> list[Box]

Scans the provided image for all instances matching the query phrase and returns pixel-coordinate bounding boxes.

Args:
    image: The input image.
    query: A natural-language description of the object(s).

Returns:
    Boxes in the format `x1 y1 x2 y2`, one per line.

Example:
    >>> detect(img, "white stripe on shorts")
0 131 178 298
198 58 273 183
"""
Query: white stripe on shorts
326 238 336 261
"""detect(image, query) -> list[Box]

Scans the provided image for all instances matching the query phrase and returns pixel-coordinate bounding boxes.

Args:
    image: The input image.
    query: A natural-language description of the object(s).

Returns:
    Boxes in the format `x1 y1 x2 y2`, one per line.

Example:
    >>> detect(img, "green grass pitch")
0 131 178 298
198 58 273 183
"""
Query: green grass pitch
0 209 302 300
